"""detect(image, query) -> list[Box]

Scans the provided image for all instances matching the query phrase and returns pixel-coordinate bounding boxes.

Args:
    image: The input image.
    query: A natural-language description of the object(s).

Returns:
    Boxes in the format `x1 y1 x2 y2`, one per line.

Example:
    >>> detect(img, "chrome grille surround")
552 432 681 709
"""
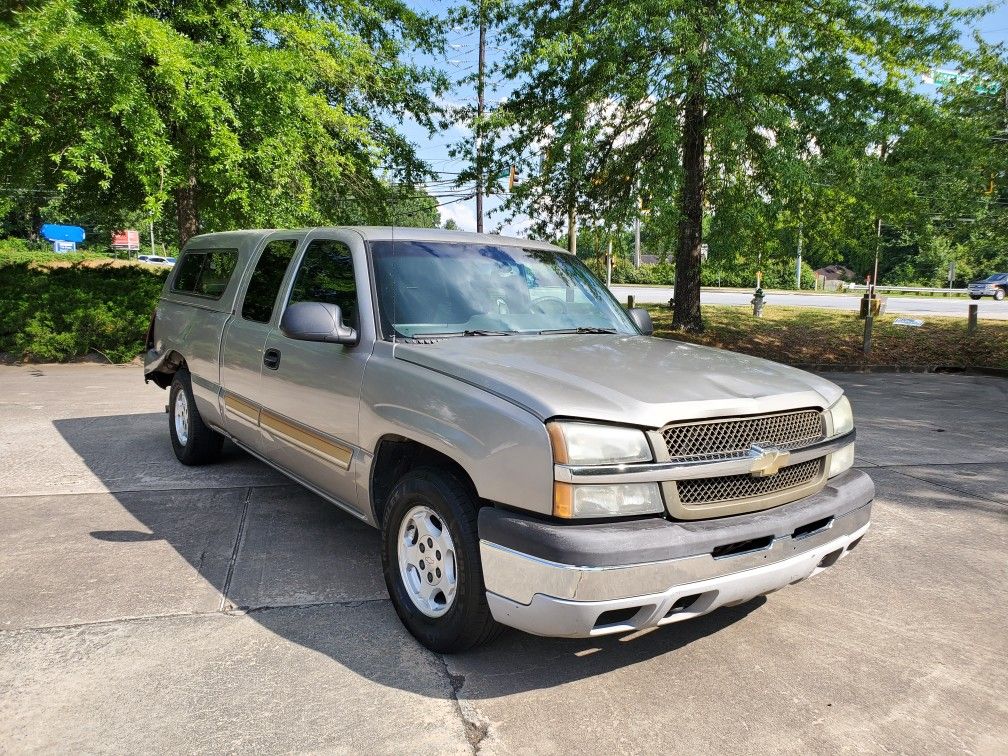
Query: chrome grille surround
661 409 825 463
676 458 823 505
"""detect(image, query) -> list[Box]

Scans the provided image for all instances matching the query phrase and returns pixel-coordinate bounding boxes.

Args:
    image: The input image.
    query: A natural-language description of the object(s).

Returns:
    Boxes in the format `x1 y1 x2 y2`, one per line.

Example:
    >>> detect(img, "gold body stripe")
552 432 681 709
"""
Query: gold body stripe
260 409 353 469
223 394 261 423
222 392 352 470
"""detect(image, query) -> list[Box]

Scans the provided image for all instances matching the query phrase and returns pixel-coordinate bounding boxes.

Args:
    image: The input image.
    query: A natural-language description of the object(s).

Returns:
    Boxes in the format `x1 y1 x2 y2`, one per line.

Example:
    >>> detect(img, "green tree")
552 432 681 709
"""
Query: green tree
0 0 444 245
494 0 980 329
389 186 442 228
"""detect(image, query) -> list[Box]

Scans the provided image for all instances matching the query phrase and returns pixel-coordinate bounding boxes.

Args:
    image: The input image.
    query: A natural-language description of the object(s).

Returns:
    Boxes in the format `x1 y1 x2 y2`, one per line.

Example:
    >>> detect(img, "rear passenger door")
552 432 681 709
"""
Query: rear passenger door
219 236 300 452
257 231 372 513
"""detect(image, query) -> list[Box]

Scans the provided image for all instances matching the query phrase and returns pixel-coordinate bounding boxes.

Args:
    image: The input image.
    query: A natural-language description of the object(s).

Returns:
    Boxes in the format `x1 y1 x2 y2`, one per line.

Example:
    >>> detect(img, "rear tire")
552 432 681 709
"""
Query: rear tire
381 467 501 653
169 368 223 465
995 288 1005 301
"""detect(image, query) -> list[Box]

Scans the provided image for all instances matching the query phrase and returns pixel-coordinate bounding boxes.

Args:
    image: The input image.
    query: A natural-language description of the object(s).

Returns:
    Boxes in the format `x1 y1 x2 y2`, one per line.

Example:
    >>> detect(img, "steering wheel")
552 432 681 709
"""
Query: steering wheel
531 297 568 316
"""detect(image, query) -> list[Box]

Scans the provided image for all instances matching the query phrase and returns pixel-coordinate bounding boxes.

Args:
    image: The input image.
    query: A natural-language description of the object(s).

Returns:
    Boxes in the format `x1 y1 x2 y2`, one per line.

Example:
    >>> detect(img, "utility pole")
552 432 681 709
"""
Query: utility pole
475 2 486 234
149 213 155 258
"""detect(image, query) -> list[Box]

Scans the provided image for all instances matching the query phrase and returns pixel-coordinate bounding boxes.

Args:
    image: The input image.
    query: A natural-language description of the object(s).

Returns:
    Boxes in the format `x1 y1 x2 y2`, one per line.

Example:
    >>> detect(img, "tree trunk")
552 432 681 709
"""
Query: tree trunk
28 203 42 242
672 83 706 332
175 166 198 247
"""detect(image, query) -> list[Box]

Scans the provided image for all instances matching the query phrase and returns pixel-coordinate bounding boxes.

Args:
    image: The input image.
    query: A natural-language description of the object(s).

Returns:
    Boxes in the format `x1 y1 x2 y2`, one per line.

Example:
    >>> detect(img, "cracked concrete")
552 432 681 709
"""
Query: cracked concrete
1 364 1006 753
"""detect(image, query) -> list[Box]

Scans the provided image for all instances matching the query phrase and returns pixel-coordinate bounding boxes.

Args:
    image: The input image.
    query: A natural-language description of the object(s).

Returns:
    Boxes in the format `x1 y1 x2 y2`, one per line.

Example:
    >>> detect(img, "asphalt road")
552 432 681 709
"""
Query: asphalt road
611 285 1008 320
2 365 1006 753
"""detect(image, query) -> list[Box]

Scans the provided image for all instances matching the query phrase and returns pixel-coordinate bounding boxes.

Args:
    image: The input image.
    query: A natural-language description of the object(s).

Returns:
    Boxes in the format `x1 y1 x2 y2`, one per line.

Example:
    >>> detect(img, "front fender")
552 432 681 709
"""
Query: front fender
359 344 555 516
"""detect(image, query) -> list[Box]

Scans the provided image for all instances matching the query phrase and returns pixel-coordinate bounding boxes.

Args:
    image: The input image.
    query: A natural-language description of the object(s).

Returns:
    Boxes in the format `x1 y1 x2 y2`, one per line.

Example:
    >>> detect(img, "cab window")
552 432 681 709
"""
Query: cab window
288 239 358 328
171 248 238 299
241 239 298 323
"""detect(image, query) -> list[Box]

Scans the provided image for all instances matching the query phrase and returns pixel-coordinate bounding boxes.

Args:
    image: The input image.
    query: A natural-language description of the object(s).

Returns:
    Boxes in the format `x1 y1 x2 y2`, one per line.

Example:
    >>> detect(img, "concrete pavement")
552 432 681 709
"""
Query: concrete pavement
1 364 1006 753
610 285 1008 320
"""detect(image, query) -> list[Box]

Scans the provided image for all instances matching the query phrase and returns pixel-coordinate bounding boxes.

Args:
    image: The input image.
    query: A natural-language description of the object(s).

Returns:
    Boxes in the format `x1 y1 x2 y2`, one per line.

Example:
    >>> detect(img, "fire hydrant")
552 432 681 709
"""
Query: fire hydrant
751 288 766 317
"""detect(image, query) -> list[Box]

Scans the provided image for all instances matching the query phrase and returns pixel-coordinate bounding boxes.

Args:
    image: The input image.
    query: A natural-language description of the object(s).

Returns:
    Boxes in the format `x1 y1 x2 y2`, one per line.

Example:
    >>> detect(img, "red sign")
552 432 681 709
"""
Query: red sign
112 229 140 251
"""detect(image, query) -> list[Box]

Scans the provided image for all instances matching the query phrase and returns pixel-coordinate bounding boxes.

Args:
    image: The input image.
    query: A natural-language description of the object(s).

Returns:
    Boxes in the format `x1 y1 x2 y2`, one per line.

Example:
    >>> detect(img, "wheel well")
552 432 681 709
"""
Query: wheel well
148 351 187 389
370 436 480 527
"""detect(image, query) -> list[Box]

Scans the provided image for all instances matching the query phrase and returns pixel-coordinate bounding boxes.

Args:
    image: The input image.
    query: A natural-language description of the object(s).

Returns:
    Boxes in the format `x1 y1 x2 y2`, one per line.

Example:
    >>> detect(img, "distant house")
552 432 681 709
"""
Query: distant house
814 264 855 281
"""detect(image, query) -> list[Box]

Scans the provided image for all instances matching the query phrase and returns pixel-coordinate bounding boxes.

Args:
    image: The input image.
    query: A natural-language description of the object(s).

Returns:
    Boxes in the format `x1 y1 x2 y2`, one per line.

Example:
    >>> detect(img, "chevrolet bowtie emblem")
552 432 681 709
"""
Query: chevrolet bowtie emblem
748 445 790 477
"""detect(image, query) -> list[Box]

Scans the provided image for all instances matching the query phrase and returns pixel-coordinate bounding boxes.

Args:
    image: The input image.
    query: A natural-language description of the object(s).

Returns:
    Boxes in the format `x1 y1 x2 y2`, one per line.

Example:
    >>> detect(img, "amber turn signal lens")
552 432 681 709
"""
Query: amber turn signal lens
553 481 574 518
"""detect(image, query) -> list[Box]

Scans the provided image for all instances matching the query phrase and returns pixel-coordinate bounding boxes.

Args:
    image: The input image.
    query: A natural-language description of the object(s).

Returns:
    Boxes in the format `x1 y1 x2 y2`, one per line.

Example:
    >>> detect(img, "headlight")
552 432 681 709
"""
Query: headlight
828 396 854 437
828 443 855 478
547 421 653 465
553 482 665 518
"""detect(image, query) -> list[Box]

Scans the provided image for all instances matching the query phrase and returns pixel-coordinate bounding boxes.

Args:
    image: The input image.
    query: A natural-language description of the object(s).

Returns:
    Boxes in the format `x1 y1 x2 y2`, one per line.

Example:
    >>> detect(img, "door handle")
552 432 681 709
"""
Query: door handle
263 348 281 370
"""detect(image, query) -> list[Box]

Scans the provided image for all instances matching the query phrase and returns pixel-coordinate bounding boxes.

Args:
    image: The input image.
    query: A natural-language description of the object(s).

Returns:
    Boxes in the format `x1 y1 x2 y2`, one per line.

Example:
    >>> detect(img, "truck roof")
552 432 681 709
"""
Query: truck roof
183 227 566 253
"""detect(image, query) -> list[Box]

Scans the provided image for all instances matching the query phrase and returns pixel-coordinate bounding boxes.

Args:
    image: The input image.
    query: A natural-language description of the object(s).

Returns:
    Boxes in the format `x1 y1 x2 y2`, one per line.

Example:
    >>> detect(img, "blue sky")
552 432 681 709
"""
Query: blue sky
400 1 1008 234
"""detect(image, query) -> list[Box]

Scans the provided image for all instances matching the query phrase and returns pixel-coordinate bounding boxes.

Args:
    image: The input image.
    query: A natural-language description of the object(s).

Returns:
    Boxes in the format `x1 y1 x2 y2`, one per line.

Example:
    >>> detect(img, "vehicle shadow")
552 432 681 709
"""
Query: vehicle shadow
55 412 766 699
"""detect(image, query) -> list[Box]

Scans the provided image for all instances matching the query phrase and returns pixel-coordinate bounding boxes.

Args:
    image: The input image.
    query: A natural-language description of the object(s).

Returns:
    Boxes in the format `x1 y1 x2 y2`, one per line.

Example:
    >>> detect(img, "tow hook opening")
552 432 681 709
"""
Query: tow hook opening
712 535 774 559
792 516 834 540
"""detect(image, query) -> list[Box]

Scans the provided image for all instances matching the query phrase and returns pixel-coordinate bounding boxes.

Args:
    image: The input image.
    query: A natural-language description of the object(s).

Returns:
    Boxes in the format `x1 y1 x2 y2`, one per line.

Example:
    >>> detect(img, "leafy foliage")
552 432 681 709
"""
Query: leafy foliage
490 0 995 328
0 0 445 245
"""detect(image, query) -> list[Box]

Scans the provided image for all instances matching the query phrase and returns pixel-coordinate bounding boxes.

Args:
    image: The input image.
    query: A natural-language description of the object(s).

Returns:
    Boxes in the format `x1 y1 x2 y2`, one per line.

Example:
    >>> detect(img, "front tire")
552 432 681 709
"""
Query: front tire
969 294 982 300
169 369 223 465
381 467 501 653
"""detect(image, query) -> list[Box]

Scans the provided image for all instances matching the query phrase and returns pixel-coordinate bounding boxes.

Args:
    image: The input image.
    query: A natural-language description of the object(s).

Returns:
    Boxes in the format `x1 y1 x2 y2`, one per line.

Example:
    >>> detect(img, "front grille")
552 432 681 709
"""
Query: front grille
676 458 823 504
661 409 824 463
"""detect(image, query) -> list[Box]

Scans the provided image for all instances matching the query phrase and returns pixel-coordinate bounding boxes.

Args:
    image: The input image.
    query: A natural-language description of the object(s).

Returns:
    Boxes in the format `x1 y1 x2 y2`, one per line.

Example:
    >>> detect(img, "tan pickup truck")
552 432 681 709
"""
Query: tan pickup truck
144 227 873 652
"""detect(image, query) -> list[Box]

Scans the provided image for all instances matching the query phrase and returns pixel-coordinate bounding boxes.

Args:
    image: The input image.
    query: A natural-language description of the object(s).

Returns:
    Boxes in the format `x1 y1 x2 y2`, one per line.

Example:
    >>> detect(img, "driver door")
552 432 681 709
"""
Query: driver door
256 230 372 514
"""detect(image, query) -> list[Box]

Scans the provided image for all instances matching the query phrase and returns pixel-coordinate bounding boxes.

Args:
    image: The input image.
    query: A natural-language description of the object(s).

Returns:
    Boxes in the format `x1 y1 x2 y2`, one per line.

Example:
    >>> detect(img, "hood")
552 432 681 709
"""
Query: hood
394 334 843 427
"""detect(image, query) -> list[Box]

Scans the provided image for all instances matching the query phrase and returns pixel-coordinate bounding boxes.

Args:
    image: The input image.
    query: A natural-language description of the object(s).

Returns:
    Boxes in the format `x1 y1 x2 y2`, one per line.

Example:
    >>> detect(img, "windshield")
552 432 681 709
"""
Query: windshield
370 241 638 339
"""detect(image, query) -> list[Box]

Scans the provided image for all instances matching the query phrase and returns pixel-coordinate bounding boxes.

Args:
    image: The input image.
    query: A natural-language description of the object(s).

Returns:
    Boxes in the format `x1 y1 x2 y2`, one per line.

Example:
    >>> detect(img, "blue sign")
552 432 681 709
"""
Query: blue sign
53 240 77 254
40 224 85 243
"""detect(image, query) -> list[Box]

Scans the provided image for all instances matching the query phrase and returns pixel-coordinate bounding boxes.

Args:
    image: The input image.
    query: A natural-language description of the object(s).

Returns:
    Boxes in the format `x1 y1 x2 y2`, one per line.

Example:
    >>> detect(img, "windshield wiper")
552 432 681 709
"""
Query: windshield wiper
420 329 518 337
538 327 618 334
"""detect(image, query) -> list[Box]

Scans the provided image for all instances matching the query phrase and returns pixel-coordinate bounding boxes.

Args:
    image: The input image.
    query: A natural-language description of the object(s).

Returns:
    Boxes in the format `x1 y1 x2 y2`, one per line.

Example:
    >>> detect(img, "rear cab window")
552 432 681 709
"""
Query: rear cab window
171 248 238 299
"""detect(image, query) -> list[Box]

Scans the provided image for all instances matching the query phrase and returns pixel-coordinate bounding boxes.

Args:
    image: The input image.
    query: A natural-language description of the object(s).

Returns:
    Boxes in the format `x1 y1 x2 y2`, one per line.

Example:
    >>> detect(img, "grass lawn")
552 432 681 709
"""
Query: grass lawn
649 305 1008 370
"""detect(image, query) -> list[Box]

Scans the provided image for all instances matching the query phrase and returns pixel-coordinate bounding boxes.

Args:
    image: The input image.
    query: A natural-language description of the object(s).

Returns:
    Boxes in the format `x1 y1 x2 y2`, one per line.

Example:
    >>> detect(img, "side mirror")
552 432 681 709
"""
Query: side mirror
628 307 653 336
280 302 358 345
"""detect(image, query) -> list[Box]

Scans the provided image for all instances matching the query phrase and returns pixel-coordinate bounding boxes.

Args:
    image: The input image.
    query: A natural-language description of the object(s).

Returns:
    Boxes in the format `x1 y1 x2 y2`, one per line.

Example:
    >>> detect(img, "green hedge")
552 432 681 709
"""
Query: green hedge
0 240 167 363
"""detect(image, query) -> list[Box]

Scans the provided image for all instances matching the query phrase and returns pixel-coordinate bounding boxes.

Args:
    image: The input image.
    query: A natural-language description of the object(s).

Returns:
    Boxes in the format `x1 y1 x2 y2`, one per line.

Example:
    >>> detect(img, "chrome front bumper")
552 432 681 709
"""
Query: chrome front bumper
479 469 874 638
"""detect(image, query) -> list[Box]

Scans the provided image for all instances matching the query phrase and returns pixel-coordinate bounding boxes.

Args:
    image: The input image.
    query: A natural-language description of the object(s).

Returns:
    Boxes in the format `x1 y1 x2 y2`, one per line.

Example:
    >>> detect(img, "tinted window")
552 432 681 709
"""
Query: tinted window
241 239 298 323
172 253 204 292
171 248 238 299
288 239 358 327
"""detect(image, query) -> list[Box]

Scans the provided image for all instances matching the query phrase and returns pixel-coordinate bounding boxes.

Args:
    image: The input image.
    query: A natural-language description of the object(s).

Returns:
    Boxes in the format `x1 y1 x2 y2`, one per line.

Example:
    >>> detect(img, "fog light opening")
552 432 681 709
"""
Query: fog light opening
818 548 843 569
593 607 642 630
665 593 702 618
846 535 864 553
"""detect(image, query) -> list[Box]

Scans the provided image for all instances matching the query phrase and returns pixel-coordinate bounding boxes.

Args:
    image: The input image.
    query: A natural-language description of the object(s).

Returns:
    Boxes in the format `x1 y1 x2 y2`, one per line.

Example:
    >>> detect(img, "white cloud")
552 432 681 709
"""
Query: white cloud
439 201 478 231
